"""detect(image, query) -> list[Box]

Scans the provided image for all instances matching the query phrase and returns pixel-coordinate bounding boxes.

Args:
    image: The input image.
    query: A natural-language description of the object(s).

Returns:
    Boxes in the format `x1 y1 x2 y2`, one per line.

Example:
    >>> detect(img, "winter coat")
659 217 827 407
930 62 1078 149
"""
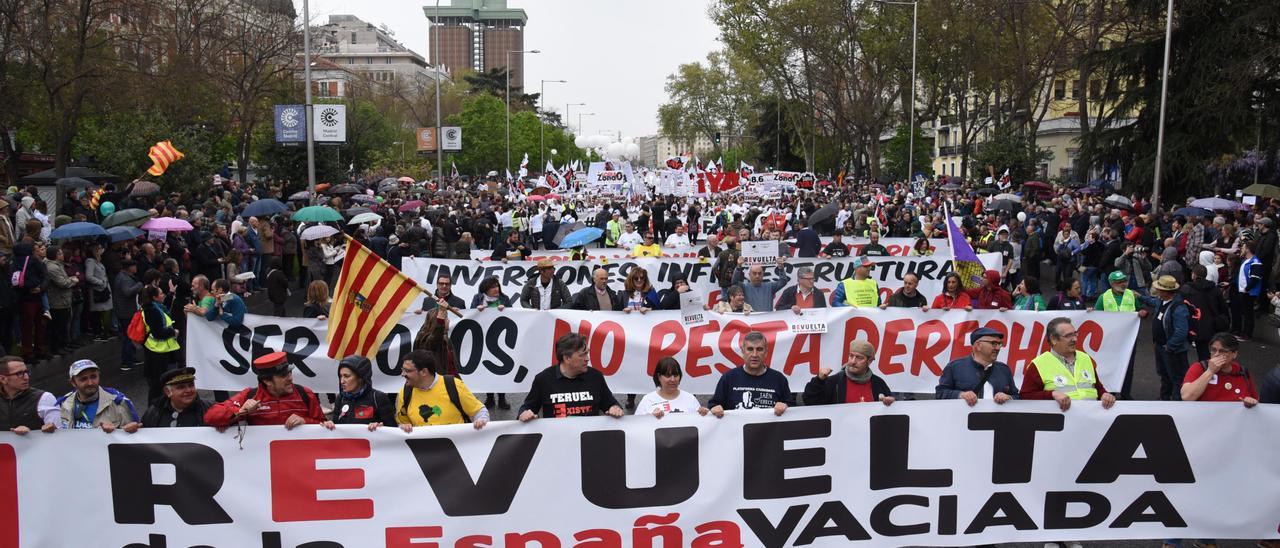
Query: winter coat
44 259 75 310
85 257 113 312
331 356 397 425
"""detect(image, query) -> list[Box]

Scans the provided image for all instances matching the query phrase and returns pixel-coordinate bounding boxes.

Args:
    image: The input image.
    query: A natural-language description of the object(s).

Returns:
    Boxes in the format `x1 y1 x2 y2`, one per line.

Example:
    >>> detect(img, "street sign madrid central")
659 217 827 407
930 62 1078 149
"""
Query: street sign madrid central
274 105 305 144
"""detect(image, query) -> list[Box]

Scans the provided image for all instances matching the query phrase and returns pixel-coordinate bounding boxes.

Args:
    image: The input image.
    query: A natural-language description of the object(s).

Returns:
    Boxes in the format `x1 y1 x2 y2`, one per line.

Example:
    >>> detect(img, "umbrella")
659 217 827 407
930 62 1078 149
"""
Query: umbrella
301 225 340 241
940 183 961 191
378 177 398 187
552 221 586 246
241 198 288 218
1022 181 1051 191
129 180 161 197
1242 183 1280 200
17 166 121 185
50 222 108 240
806 202 840 226
546 193 562 201
560 227 604 249
101 208 152 228
1104 194 1134 211
397 176 414 183
106 226 144 243
378 180 400 192
993 193 1022 203
327 184 362 194
345 206 371 216
990 199 1020 213
974 187 998 196
526 194 546 202
141 217 193 232
55 177 95 189
1189 197 1248 211
1173 207 1212 219
398 200 424 213
348 212 382 225
287 191 312 201
1077 186 1101 194
349 194 377 204
292 206 343 222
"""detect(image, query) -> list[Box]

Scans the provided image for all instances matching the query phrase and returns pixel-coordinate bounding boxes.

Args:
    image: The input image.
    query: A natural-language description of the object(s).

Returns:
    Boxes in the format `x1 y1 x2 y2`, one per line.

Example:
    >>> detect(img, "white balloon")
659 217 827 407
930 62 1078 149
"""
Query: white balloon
625 143 640 158
550 148 558 155
1016 212 1027 222
574 136 587 148
593 135 611 148
607 142 626 158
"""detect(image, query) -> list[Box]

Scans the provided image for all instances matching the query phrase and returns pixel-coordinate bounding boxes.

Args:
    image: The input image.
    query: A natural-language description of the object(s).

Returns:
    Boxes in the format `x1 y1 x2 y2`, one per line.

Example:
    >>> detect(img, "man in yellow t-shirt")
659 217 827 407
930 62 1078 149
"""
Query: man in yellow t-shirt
630 232 663 258
395 350 489 430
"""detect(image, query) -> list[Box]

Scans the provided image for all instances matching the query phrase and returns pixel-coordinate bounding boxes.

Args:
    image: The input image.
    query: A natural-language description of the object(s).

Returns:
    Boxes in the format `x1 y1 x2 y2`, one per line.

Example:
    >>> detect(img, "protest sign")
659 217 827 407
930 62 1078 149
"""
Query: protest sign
740 240 779 265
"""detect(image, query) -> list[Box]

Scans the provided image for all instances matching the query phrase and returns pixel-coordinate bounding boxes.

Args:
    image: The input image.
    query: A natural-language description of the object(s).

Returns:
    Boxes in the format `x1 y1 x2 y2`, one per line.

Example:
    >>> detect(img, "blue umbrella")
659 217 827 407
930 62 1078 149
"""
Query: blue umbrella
106 226 145 243
50 222 108 240
241 198 288 218
559 227 604 249
1173 207 1212 219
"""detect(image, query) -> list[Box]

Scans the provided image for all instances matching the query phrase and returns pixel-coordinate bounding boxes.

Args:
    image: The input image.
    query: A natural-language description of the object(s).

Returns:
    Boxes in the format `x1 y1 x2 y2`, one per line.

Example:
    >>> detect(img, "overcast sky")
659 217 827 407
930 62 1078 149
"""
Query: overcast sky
294 0 721 140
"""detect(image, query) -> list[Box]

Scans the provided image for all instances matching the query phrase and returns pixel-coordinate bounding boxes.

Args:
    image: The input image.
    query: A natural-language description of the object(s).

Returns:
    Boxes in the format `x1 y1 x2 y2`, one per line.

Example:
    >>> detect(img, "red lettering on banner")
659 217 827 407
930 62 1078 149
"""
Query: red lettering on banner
691 521 744 547
717 320 752 373
951 319 980 359
457 535 493 548
1006 321 1046 372
574 529 623 547
841 316 881 361
685 321 720 377
878 318 913 375
634 513 681 547
784 334 821 375
270 439 372 522
750 320 789 357
590 321 626 375
648 320 686 376
505 530 561 547
385 526 442 547
911 319 950 376
0 444 16 548
1078 320 1104 353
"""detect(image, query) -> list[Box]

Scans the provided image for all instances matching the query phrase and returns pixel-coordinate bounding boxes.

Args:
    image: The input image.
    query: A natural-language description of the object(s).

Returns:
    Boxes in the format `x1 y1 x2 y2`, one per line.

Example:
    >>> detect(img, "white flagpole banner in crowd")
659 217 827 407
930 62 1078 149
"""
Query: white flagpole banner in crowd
186 308 1139 395
408 252 997 311
468 238 950 260
6 402 1280 547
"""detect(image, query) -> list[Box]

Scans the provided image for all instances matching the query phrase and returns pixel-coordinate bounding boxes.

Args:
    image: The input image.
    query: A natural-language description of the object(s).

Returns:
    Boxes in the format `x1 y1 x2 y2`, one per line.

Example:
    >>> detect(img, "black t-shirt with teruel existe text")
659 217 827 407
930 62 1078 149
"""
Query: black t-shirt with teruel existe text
519 365 621 418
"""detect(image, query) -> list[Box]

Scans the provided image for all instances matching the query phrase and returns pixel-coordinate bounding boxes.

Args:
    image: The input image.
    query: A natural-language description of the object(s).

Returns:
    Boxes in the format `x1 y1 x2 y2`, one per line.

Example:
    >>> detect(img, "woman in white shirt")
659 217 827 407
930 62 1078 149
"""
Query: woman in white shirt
635 358 707 417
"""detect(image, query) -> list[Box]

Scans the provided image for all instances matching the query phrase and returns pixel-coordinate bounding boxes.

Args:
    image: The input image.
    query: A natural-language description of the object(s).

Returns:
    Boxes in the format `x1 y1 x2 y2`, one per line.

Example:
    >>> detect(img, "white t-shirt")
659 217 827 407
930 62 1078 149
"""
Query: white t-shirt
664 233 691 248
635 390 702 416
618 231 643 249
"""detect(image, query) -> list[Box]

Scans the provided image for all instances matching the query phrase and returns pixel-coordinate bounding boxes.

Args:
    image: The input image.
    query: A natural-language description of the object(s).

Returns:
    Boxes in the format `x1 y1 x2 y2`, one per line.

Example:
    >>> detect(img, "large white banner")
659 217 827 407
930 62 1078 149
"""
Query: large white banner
469 238 950 261
408 253 999 311
587 161 635 185
7 402 1280 547
185 308 1139 395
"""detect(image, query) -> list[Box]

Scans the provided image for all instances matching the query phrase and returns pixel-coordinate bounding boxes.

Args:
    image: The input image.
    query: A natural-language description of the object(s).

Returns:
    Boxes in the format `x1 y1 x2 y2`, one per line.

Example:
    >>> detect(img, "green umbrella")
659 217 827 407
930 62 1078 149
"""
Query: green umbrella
1242 183 1280 200
101 208 153 228
292 206 343 222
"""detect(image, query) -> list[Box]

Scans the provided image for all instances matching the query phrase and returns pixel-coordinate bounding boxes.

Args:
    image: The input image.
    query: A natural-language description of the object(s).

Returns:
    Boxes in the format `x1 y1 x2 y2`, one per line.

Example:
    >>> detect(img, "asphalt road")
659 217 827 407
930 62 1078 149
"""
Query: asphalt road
27 278 1276 548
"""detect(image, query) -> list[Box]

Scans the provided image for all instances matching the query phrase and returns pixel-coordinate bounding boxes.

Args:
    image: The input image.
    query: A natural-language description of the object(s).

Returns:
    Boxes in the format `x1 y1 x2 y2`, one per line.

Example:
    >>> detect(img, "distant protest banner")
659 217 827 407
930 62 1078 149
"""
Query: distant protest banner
187 308 1138 395
10 403 1279 546
469 238 949 260
410 253 998 311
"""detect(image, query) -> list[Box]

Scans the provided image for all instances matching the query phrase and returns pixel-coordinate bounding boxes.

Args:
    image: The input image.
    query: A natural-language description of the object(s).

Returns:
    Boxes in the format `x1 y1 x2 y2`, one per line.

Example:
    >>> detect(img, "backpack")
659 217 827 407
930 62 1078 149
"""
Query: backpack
1169 298 1202 340
127 310 147 344
400 375 470 424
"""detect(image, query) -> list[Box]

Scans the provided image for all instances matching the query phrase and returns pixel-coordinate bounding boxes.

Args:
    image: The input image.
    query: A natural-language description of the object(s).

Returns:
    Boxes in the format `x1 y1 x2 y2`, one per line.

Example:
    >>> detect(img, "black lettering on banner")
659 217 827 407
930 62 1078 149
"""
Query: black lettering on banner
483 316 518 376
938 494 958 535
580 427 698 509
968 412 1065 484
870 415 953 490
219 324 253 374
250 324 284 363
870 495 931 536
375 324 413 375
743 419 832 500
812 262 835 283
1044 491 1111 530
123 533 213 548
916 258 940 280
406 434 542 516
453 264 483 287
1109 491 1187 528
1076 415 1195 484
793 501 873 545
500 265 523 287
963 492 1037 534
261 532 343 548
737 505 808 548
281 326 320 377
109 443 232 525
450 319 484 375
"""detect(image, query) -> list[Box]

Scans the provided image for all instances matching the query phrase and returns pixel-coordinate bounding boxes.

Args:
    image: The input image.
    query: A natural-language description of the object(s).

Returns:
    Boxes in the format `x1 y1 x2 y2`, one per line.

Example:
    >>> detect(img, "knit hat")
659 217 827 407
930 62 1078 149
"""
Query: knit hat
847 339 875 359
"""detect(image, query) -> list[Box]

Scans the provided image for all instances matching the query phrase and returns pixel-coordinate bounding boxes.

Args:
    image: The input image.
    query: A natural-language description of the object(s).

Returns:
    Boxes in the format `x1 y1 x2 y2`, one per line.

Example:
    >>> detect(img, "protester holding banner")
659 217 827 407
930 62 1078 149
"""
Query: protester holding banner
0 355 59 433
520 258 572 310
936 328 1018 405
394 350 487 429
882 272 929 310
140 367 210 428
819 230 850 258
470 276 510 310
708 331 793 417
802 339 893 405
635 357 706 417
832 256 879 308
776 267 826 313
417 273 464 315
1021 317 1116 411
324 356 397 430
203 351 327 429
732 257 788 312
518 333 623 420
932 272 973 311
572 268 620 311
620 267 659 313
630 232 663 258
657 273 690 311
968 269 1013 310
58 359 140 432
858 232 890 257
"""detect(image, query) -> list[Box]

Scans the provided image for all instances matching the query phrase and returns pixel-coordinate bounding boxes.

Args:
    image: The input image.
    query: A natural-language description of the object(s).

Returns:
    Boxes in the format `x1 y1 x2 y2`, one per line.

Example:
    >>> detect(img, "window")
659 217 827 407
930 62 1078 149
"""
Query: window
366 57 373 64
1089 80 1101 100
351 32 357 44
1054 80 1066 101
1072 79 1081 99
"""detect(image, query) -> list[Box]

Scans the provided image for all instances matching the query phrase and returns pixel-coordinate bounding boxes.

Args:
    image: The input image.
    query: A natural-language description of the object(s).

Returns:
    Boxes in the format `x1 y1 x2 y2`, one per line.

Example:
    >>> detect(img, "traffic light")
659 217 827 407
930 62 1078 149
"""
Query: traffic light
714 131 721 145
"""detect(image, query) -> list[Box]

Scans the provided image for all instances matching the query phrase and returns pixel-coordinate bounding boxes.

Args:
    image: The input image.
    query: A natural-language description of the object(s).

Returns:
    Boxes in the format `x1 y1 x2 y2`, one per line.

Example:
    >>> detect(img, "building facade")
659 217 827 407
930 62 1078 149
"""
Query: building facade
425 0 529 89
635 134 716 169
309 14 446 95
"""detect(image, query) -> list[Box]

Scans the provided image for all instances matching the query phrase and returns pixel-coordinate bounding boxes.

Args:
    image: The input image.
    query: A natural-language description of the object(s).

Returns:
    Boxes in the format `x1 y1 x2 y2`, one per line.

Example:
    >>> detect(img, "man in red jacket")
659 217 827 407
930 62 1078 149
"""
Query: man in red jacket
205 351 328 429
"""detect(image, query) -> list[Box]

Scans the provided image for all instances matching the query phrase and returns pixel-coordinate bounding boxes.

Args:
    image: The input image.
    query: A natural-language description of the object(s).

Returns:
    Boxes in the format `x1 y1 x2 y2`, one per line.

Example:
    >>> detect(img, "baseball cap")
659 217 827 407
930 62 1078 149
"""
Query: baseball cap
68 359 99 379
1108 270 1127 283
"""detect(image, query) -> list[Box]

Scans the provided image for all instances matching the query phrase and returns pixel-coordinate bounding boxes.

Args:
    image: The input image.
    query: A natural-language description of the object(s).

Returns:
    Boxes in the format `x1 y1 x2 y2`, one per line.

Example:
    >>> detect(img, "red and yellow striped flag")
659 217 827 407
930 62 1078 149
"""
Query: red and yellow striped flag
146 140 184 176
326 236 423 359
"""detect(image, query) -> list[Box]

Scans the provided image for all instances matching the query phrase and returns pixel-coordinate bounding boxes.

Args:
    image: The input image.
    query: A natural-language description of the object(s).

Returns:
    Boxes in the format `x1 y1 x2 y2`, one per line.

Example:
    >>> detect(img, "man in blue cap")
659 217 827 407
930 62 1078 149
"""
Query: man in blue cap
935 327 1019 405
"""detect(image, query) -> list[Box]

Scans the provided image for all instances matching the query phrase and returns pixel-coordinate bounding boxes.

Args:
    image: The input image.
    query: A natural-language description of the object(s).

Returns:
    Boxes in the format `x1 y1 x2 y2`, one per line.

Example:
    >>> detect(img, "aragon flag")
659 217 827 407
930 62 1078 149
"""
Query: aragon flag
326 237 423 358
146 140 184 176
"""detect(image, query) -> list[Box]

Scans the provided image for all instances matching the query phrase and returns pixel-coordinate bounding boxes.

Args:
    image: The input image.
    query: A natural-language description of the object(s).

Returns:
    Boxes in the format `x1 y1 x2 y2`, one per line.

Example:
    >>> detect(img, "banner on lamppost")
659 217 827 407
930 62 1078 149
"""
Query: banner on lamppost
416 128 437 151
441 126 463 151
273 105 305 144
313 104 347 143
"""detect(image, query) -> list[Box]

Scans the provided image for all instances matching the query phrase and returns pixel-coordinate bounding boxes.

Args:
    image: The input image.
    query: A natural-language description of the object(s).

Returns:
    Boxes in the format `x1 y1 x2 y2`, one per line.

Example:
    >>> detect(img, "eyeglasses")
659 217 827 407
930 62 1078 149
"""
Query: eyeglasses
1056 331 1078 339
1209 347 1236 355
1 370 29 377
976 339 1003 347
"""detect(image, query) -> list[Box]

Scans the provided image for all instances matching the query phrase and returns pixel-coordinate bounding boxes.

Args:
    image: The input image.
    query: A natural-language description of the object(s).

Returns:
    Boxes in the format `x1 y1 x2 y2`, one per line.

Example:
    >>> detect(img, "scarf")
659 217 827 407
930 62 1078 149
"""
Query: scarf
339 385 368 402
845 369 873 384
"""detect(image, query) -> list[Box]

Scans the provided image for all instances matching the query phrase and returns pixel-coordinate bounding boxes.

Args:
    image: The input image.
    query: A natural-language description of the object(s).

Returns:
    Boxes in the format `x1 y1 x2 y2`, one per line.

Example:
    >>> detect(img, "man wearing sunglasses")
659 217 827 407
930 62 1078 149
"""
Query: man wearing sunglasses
0 355 58 434
936 328 1019 405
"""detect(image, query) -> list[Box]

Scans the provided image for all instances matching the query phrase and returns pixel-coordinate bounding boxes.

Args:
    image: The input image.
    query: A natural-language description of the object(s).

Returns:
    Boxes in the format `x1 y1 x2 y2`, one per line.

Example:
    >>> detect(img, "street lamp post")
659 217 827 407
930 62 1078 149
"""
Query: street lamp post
877 0 918 183
434 0 443 184
1151 0 1174 215
578 112 595 136
303 0 315 195
540 79 566 169
507 49 540 174
565 102 584 136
